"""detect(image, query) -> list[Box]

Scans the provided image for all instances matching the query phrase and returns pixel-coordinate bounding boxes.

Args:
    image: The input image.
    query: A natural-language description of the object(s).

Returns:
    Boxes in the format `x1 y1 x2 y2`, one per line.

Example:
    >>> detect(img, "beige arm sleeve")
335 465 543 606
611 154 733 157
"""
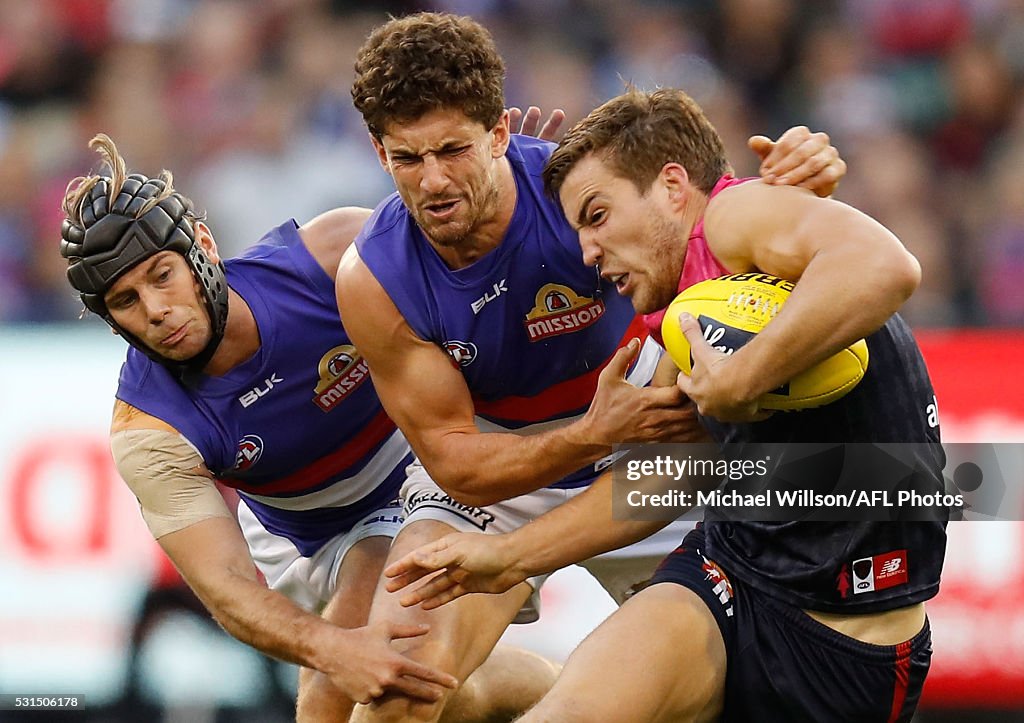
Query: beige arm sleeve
110 429 234 539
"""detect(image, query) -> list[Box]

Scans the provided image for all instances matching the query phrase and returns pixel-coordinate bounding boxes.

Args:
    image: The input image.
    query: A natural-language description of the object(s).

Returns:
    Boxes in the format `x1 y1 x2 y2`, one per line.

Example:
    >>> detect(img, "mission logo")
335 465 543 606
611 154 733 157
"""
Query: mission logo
313 344 370 412
523 283 606 342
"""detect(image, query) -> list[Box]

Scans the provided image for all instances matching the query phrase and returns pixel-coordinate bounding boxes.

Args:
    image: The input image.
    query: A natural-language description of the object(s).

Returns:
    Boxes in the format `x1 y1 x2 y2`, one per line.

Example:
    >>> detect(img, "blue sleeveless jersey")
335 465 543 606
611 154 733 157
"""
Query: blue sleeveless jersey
116 220 412 556
356 135 660 489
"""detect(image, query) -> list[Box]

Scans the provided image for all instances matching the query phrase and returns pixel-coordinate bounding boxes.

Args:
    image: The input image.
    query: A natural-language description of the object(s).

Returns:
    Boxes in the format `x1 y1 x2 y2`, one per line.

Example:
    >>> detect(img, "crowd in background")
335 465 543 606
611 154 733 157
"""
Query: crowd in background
2 0 1023 327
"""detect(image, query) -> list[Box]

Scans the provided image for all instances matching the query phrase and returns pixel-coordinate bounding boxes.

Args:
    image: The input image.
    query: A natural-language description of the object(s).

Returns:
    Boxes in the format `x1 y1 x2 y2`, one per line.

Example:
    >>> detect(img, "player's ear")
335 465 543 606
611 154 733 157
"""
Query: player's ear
660 163 690 211
194 222 220 264
370 134 392 173
491 110 511 159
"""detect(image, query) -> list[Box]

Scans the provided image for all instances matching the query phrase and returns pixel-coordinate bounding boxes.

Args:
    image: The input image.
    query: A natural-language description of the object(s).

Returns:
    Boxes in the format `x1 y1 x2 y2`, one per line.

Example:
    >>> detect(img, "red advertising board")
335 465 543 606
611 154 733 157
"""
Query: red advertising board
916 331 1024 709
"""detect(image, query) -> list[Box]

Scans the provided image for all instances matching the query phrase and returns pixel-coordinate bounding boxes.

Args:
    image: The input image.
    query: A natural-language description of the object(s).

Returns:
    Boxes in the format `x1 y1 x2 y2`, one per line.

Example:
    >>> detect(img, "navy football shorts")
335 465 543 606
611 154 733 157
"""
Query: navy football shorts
649 524 932 722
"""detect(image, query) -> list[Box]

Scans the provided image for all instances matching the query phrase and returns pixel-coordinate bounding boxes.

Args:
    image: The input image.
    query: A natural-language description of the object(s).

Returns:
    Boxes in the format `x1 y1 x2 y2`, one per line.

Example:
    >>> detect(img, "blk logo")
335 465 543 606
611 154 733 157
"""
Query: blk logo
239 374 284 408
471 279 508 314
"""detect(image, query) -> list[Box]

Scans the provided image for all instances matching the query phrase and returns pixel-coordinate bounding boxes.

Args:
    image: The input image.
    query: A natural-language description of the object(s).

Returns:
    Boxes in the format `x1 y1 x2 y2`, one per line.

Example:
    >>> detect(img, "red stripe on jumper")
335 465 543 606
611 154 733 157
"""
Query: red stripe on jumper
224 410 397 495
472 316 649 423
887 640 913 723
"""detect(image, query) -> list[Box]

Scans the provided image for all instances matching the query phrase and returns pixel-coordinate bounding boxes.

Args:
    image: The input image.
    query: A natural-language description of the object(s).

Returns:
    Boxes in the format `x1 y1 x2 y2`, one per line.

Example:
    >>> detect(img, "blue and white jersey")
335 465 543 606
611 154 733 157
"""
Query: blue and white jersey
356 135 659 489
117 221 412 556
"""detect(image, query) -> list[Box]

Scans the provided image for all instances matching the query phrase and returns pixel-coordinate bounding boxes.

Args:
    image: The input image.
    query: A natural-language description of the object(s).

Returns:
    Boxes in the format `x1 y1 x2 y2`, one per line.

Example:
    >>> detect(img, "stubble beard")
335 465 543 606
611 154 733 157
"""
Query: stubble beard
419 178 500 249
633 213 687 315
420 212 472 248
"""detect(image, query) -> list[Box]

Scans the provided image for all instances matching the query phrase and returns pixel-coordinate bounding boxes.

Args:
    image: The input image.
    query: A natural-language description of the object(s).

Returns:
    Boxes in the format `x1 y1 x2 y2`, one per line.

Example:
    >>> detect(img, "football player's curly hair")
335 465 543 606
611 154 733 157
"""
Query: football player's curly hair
352 12 506 139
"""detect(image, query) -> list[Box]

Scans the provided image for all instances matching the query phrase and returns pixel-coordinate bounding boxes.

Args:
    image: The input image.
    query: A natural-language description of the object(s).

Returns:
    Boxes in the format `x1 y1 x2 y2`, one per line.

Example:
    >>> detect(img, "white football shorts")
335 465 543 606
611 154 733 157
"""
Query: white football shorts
238 498 404 613
401 461 698 623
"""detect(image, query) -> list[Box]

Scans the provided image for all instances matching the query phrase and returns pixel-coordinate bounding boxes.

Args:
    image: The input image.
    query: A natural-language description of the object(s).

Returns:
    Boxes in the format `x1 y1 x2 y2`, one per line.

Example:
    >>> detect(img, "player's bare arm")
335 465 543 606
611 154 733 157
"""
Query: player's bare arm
109 401 458 705
677 182 920 420
337 249 700 506
299 206 374 278
384 466 673 609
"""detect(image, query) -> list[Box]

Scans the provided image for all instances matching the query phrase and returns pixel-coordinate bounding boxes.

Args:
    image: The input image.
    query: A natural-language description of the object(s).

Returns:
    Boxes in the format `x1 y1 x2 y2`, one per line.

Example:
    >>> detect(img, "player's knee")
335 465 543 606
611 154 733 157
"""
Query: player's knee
438 674 486 723
296 669 354 723
476 647 560 711
351 641 461 723
442 647 560 723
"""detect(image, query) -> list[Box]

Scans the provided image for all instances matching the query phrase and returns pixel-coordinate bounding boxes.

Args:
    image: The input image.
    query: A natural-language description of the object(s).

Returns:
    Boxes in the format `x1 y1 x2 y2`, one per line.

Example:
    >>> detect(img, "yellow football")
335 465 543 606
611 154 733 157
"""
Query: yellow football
661 273 869 410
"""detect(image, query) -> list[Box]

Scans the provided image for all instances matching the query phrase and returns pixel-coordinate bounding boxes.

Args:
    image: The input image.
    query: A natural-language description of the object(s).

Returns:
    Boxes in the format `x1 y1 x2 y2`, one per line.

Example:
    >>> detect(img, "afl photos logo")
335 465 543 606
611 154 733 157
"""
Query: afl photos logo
313 345 370 412
233 435 264 472
524 283 606 342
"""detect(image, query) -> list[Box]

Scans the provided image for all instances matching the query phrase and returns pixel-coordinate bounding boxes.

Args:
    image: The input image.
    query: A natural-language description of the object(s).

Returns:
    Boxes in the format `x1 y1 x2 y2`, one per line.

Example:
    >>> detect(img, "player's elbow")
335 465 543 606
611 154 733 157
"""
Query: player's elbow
430 469 500 507
446 485 503 508
898 249 922 298
856 229 921 310
883 246 922 306
417 434 506 507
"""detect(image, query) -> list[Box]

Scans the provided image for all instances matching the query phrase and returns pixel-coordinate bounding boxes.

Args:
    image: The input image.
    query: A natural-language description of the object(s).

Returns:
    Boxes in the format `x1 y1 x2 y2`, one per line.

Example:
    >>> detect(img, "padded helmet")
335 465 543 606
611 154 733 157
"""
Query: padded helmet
60 173 229 382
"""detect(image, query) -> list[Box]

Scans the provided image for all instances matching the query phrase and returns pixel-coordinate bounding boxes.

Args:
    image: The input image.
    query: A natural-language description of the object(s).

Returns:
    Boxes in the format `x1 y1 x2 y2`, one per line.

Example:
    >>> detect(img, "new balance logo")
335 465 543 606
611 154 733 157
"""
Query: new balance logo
879 558 902 575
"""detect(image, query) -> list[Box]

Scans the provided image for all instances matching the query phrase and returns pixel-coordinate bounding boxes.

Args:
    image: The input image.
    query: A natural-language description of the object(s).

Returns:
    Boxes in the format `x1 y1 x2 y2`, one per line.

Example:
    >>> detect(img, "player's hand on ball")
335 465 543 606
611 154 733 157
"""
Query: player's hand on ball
582 338 706 444
674 313 773 423
509 105 566 141
749 125 845 198
384 532 527 609
328 622 458 704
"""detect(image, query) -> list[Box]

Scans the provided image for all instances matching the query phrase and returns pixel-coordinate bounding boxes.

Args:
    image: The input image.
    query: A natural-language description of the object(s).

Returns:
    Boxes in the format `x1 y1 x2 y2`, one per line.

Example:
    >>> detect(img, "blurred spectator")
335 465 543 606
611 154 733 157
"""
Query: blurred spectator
0 0 101 108
797 21 900 143
979 140 1024 325
2 0 1021 328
